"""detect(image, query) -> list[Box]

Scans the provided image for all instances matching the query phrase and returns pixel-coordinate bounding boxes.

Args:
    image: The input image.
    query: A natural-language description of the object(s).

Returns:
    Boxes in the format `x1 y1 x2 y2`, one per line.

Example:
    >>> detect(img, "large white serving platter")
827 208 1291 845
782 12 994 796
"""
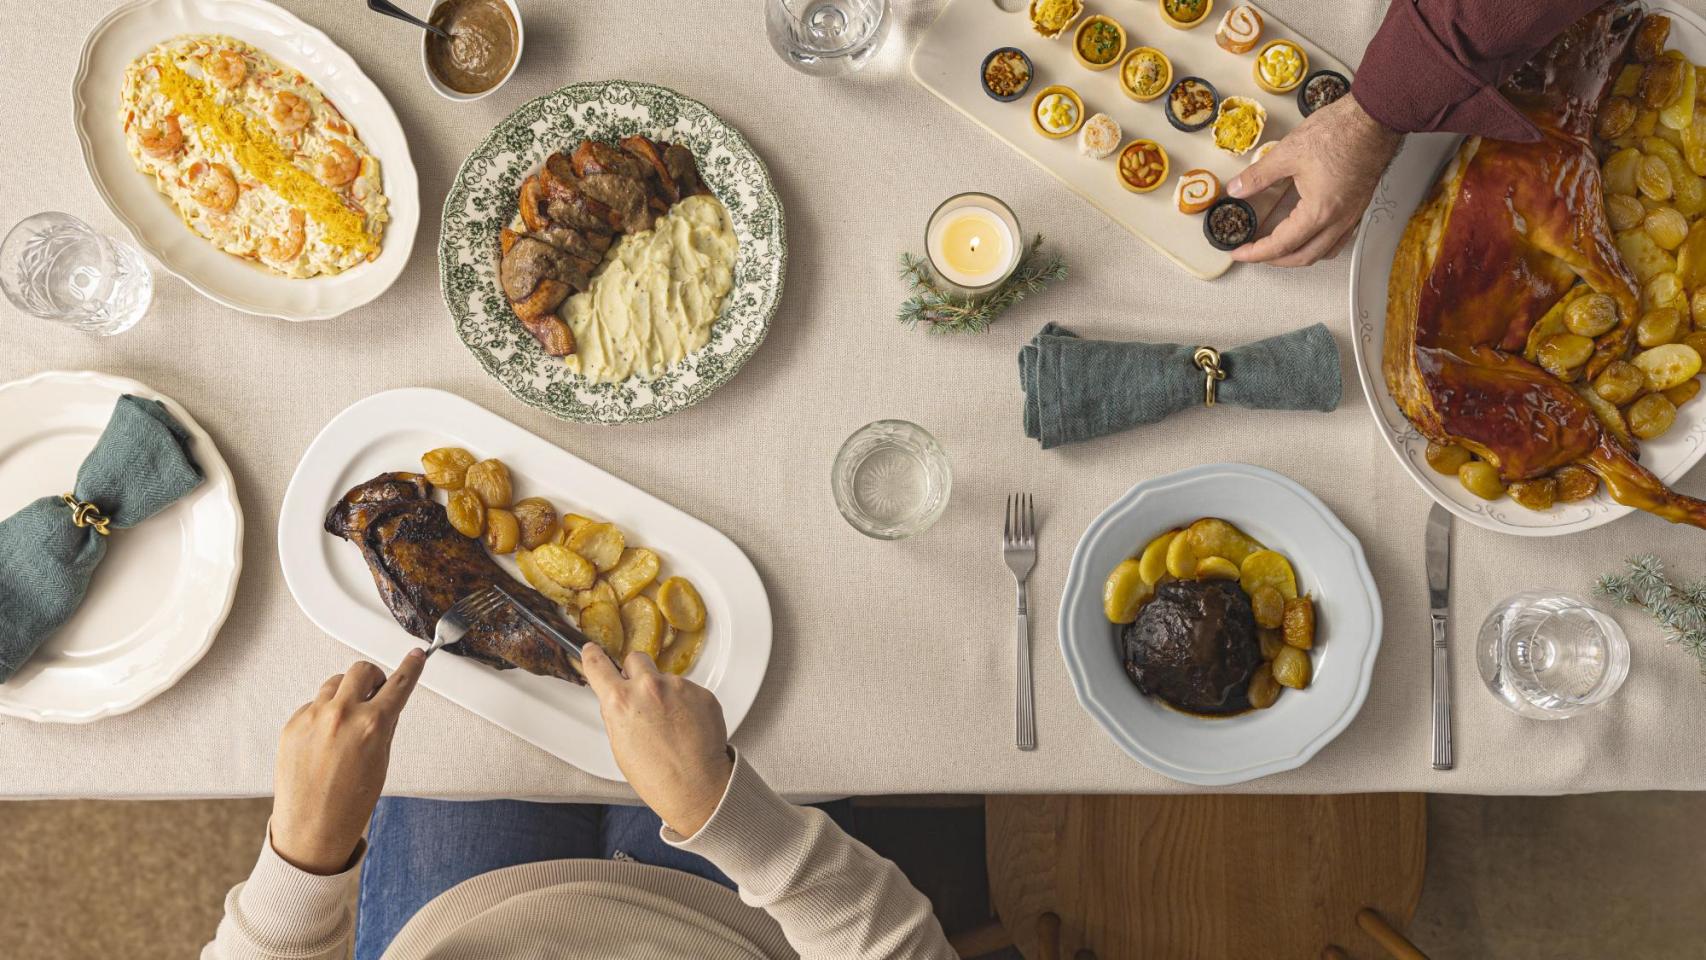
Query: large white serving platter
72 0 420 321
276 389 772 781
912 0 1351 279
1349 0 1706 536
0 371 243 723
1058 463 1380 786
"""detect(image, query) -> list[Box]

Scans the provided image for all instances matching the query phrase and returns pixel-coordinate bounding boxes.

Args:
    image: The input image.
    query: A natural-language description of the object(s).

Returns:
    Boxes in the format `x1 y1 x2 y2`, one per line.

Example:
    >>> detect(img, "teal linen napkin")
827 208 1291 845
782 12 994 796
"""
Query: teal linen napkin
0 395 204 683
1019 322 1342 448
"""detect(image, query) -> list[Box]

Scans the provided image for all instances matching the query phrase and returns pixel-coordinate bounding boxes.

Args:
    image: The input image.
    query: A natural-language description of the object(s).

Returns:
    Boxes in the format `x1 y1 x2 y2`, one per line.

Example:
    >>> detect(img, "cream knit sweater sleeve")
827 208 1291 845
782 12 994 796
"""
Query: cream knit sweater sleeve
200 830 361 960
669 756 959 960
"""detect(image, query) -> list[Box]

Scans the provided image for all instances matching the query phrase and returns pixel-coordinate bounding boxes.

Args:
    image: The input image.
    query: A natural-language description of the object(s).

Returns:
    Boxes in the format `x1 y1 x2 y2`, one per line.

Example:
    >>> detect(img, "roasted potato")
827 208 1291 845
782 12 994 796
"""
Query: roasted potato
1664 377 1701 407
464 459 513 509
1272 646 1312 690
1607 194 1648 232
1196 556 1240 580
1638 306 1686 347
1250 585 1285 630
1164 529 1201 580
1247 664 1281 709
1508 477 1558 512
421 447 477 491
1605 148 1642 196
1639 154 1675 201
571 579 618 612
484 508 520 554
1458 461 1506 501
1634 342 1704 390
621 596 665 661
1617 227 1676 283
1239 550 1298 601
512 497 560 550
1641 57 1685 110
1645 206 1690 250
1633 14 1671 64
1258 627 1286 661
1660 52 1697 128
579 600 625 657
1282 596 1315 650
1594 360 1648 405
1630 392 1679 439
658 627 705 676
567 521 626 572
561 513 595 538
1643 271 1686 312
1600 96 1638 140
1552 465 1600 503
1184 517 1261 565
1104 558 1151 624
516 548 576 606
1424 441 1474 476
1537 333 1594 379
657 577 707 632
607 548 662 603
446 489 486 539
1137 530 1178 585
531 543 596 590
1564 292 1620 337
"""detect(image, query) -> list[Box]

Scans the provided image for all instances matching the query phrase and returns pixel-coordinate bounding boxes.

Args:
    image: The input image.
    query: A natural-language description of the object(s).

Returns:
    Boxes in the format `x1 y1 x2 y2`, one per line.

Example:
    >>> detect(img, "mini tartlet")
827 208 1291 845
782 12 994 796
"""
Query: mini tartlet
1031 85 1086 139
1298 69 1350 117
1204 197 1257 249
1118 139 1170 193
1072 15 1127 71
1158 0 1213 30
1165 76 1219 132
1214 4 1263 53
1119 47 1173 101
1079 112 1122 158
1253 38 1308 93
1175 168 1222 214
1212 95 1266 155
1030 0 1085 39
981 47 1035 102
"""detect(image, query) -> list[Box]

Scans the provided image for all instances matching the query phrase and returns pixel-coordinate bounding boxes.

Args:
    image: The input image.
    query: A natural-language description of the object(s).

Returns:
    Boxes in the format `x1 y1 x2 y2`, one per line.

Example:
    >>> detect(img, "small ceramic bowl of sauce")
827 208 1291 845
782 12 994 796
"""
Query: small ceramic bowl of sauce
422 0 524 101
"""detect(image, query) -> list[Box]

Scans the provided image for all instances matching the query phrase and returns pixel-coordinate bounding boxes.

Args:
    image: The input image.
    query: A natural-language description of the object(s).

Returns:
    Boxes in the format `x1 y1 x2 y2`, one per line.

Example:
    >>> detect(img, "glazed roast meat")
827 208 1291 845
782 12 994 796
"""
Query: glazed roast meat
325 472 585 685
1120 579 1261 715
497 136 715 357
1384 1 1706 528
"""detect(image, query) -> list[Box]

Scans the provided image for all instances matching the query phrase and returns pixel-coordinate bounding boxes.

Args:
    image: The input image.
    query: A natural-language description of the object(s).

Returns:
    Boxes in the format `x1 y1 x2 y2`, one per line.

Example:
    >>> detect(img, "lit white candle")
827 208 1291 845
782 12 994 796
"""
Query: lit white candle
925 193 1022 293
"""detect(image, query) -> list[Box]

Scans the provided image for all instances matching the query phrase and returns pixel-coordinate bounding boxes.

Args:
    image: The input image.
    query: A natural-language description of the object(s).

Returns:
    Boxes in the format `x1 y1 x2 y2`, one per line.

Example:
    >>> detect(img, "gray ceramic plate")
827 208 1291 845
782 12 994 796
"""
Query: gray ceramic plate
439 80 785 423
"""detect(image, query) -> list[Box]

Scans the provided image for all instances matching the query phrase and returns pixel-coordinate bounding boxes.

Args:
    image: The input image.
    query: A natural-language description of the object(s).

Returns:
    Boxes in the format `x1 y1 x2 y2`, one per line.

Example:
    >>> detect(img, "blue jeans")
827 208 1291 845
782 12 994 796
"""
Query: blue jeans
353 798 851 960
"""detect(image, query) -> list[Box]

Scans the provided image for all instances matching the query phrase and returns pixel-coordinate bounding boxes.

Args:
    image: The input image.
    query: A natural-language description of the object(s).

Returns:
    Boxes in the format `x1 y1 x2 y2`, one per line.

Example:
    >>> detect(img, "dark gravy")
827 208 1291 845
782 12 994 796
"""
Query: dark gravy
426 0 518 95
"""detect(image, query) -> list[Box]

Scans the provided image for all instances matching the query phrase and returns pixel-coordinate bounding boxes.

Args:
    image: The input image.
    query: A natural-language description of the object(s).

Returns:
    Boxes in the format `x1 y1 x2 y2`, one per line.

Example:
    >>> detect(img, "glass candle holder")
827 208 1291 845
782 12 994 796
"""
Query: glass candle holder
1476 591 1630 720
924 193 1022 298
831 420 951 539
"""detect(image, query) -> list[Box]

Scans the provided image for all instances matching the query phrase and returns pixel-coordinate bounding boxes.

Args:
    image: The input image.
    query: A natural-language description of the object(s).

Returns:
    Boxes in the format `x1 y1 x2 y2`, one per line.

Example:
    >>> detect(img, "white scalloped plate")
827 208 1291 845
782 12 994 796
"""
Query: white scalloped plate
1347 0 1706 536
1058 463 1380 786
72 0 420 321
0 371 243 723
276 388 772 782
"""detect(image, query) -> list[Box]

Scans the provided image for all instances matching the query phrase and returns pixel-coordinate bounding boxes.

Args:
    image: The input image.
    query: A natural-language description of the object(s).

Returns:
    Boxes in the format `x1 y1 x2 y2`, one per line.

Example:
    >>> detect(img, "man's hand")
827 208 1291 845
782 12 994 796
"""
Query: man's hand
270 650 426 875
1227 95 1403 267
582 643 734 838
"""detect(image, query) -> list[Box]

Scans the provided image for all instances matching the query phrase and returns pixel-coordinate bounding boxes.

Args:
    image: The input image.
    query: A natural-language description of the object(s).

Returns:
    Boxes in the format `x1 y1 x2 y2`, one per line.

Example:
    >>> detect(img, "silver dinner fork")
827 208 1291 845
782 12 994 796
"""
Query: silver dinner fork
1003 493 1038 751
425 586 507 656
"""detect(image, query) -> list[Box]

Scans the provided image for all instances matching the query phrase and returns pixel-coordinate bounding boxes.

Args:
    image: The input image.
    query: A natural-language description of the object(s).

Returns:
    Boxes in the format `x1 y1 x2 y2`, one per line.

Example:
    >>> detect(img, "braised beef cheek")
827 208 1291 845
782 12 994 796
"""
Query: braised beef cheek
1121 579 1261 715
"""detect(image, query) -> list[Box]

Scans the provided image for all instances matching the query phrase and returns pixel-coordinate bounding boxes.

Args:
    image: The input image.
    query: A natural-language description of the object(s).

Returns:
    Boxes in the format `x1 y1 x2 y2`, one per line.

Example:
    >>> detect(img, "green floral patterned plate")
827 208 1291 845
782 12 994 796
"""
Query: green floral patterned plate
439 80 785 423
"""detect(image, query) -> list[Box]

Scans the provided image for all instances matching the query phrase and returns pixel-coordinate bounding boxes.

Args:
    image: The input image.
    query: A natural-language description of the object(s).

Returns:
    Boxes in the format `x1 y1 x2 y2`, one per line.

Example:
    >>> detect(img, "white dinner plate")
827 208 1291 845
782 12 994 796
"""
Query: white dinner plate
1058 463 1380 786
0 370 243 723
1348 0 1706 536
72 0 420 321
912 0 1352 279
276 388 773 781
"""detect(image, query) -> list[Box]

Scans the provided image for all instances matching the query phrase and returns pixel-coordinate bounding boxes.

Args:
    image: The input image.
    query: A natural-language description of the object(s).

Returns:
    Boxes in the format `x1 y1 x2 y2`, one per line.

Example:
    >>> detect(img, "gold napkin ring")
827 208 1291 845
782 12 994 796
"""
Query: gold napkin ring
1193 346 1227 407
61 493 112 537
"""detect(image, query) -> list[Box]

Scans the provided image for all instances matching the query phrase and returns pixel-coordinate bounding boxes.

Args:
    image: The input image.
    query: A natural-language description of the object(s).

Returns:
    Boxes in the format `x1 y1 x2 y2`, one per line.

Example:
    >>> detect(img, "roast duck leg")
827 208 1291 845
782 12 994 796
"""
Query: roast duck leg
1384 0 1706 528
326 472 585 684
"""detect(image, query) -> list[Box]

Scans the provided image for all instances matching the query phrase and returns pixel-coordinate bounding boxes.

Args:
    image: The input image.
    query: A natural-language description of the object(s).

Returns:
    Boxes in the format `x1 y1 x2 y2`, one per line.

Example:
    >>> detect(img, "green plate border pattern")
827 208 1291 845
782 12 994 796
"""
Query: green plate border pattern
438 80 786 424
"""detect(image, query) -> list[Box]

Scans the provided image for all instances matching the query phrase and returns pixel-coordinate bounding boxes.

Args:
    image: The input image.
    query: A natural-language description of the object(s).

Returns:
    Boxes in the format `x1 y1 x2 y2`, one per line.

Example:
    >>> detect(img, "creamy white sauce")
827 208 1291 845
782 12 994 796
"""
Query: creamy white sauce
562 194 737 383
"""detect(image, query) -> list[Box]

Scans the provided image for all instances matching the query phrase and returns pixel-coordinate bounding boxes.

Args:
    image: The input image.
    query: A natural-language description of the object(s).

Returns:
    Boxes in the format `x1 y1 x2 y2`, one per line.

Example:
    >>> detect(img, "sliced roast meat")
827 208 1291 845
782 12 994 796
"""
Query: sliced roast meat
532 224 612 265
663 143 710 198
570 139 652 181
539 154 624 231
499 236 575 302
620 136 680 204
576 173 657 233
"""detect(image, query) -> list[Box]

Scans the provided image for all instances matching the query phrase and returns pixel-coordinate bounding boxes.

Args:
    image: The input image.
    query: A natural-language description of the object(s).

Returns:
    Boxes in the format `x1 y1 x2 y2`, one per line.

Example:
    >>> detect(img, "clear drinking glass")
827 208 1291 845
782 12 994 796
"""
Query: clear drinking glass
766 0 892 76
831 420 951 539
0 212 152 336
1476 591 1630 719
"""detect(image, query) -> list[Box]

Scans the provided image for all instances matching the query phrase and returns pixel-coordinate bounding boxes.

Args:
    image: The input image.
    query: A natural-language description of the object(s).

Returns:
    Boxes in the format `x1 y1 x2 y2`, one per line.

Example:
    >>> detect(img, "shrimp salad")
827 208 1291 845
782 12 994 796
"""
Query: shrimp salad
120 35 388 278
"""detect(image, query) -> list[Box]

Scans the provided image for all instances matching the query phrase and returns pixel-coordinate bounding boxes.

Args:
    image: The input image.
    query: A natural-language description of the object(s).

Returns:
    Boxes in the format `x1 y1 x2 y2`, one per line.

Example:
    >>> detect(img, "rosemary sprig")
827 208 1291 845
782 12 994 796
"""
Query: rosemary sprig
897 235 1067 335
1597 554 1706 675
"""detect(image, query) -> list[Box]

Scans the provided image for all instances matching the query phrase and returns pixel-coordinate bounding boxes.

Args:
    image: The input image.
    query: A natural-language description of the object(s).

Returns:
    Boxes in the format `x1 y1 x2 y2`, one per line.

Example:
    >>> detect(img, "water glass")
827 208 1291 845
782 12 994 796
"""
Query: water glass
0 212 152 336
766 0 892 76
831 420 951 539
1476 591 1630 720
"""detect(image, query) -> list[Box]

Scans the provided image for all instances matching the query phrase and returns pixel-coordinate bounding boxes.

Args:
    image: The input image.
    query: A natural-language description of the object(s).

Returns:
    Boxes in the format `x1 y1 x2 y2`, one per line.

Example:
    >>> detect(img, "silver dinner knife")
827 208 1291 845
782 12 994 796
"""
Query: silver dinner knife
493 584 588 667
1425 504 1454 771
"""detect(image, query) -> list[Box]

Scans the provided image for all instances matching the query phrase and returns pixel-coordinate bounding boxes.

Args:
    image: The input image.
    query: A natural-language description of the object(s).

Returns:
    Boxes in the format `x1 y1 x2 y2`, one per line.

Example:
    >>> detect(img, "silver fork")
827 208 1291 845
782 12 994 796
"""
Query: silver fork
425 586 507 656
1003 493 1038 751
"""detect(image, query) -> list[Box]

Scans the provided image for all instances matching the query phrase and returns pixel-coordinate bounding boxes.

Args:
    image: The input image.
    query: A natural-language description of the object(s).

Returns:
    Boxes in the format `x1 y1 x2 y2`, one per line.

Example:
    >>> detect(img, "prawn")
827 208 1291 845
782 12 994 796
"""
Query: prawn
316 140 359 188
203 49 248 89
138 115 184 159
259 209 306 264
269 91 311 136
188 161 238 213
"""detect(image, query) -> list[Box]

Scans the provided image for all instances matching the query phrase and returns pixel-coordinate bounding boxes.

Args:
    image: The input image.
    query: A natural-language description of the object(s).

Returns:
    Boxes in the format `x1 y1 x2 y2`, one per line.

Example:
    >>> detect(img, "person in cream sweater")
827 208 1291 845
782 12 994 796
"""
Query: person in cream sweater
203 642 957 960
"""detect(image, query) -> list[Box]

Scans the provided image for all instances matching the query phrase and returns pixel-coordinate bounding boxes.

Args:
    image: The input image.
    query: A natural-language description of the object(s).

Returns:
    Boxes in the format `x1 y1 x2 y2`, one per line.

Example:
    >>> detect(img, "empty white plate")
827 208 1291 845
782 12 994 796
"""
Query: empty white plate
0 370 243 722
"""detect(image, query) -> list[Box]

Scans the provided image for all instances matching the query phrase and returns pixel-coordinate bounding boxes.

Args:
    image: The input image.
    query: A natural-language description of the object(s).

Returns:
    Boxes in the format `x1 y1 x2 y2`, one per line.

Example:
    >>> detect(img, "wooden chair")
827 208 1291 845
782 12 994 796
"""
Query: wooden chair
951 793 1428 960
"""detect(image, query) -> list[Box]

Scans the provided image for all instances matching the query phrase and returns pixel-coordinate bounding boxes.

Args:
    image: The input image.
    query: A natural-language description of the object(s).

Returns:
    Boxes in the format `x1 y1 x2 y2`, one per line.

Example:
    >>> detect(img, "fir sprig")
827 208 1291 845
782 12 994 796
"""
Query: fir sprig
1597 554 1706 675
897 235 1067 335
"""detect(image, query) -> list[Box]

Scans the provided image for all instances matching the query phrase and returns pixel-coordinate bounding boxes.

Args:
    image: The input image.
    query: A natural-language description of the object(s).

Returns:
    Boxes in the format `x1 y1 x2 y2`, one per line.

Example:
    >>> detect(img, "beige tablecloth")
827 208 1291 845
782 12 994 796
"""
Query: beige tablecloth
4 0 1706 800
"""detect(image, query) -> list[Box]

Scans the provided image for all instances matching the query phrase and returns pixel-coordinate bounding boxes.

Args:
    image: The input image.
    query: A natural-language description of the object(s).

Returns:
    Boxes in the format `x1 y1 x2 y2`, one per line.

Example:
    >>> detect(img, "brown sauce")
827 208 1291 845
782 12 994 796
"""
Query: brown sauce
426 0 518 95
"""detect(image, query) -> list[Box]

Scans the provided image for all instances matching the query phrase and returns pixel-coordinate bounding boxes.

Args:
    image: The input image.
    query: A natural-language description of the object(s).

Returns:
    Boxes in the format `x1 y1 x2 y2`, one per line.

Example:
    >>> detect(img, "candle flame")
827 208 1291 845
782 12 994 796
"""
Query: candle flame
969 236 981 252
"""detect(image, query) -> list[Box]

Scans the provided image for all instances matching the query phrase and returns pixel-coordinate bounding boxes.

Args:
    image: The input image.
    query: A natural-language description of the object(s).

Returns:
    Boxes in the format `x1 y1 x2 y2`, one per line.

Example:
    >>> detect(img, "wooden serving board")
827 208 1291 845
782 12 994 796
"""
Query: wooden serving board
911 0 1352 279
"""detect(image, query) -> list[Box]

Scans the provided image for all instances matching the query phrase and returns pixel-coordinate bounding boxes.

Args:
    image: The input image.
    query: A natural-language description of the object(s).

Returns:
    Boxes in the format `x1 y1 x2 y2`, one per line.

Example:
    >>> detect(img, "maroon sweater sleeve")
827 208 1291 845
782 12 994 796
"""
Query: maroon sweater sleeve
1350 0 1608 142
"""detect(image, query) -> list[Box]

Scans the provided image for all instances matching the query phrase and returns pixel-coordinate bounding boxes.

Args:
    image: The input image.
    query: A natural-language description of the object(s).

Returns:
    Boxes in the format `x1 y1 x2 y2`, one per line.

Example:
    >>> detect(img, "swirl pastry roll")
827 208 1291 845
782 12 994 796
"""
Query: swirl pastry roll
1175 168 1223 214
1214 4 1263 54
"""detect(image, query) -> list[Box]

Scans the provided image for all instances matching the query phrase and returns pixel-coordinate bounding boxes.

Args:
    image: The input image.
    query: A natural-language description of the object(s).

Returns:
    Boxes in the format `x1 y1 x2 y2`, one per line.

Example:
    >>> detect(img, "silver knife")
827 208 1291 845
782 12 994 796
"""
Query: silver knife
1425 504 1454 771
493 584 589 668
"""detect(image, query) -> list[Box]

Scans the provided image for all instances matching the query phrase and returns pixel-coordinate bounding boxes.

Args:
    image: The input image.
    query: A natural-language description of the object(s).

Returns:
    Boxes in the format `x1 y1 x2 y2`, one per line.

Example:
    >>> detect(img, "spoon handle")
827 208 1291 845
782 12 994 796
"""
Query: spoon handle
366 0 452 40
